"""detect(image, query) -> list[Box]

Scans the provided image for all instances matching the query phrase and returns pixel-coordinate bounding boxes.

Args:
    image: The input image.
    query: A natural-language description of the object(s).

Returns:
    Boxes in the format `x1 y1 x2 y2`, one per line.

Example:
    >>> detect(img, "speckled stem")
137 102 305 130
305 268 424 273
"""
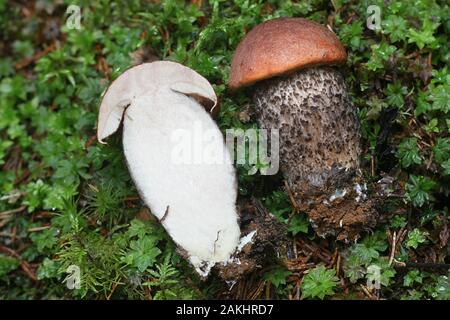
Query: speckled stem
253 67 377 241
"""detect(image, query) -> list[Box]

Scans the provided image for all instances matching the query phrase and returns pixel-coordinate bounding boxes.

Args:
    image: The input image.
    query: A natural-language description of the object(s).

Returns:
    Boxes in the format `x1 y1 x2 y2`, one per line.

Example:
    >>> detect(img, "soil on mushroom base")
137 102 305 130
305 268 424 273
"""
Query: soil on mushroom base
216 198 287 281
307 183 378 242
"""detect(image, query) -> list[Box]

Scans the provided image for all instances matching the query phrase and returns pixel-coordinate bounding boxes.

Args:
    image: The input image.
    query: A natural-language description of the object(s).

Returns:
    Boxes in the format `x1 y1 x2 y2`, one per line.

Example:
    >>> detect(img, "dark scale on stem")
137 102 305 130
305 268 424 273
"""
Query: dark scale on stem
253 67 377 241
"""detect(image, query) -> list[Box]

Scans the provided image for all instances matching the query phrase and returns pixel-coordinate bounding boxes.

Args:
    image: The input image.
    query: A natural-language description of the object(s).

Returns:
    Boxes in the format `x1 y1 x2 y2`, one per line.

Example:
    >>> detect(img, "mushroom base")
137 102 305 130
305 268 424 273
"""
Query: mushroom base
215 198 288 281
305 173 377 241
253 66 377 241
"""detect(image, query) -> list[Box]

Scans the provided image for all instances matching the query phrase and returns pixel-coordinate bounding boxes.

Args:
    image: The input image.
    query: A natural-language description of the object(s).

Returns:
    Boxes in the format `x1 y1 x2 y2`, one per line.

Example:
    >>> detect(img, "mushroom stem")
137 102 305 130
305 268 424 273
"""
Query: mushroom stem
252 66 377 241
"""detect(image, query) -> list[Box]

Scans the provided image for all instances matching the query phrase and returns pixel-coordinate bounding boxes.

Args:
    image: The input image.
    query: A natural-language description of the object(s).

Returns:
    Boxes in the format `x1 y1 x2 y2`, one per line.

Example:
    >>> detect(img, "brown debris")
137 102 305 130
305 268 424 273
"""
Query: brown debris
129 45 160 66
215 197 287 282
14 42 57 70
438 216 449 249
96 56 112 78
0 245 38 282
308 196 377 242
306 174 378 242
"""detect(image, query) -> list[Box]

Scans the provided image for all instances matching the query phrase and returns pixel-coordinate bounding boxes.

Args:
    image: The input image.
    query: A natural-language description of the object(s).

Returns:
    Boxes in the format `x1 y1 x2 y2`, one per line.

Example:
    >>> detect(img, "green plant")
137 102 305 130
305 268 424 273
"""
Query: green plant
264 266 292 289
123 237 162 273
0 255 20 278
396 138 422 168
264 191 310 235
144 253 199 300
85 182 129 228
342 231 396 287
406 175 436 207
301 265 339 300
1 0 449 300
405 229 428 249
432 275 450 300
403 270 423 287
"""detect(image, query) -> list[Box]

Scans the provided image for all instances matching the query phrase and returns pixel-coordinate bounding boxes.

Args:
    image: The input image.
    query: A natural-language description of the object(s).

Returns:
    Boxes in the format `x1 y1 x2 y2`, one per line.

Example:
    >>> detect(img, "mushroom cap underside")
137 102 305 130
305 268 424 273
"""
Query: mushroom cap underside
97 61 218 143
229 18 347 89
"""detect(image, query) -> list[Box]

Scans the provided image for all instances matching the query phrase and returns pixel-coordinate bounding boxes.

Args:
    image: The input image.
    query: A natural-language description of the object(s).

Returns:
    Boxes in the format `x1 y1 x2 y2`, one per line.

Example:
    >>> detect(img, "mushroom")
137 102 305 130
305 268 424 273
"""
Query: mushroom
229 18 377 241
98 61 240 276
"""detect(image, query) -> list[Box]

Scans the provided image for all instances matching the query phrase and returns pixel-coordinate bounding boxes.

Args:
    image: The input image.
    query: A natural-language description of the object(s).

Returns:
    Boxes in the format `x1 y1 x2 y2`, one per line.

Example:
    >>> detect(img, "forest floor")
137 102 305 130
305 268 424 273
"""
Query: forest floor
0 0 449 300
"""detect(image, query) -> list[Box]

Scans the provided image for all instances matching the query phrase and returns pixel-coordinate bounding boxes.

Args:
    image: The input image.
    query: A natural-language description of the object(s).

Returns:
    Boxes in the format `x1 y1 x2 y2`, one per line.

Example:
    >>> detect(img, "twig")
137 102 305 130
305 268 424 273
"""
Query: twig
360 284 376 300
293 240 298 259
295 280 301 300
395 261 450 270
124 196 140 202
0 232 13 237
160 205 170 223
14 43 57 69
11 226 17 244
389 231 397 266
0 191 23 201
284 180 299 209
249 280 265 300
265 281 271 300
336 254 341 276
426 152 434 170
0 206 26 218
0 217 11 228
371 156 375 177
0 245 37 282
84 135 97 148
396 227 408 247
329 248 339 268
106 282 120 300
27 226 51 232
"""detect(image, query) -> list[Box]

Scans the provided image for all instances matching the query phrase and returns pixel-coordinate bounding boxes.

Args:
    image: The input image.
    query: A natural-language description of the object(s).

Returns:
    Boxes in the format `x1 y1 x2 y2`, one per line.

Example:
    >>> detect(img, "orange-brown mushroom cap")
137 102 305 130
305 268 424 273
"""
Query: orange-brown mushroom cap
229 18 347 90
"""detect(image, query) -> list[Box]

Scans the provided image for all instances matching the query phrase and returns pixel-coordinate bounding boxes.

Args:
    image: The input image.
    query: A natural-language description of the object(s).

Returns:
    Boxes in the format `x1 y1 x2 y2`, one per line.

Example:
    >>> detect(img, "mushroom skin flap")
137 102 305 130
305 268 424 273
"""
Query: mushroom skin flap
98 61 240 276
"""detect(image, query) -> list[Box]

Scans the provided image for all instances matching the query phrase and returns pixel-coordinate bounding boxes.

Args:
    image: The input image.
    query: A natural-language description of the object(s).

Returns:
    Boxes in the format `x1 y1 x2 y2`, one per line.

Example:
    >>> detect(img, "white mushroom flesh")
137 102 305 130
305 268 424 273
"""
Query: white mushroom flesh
98 61 240 276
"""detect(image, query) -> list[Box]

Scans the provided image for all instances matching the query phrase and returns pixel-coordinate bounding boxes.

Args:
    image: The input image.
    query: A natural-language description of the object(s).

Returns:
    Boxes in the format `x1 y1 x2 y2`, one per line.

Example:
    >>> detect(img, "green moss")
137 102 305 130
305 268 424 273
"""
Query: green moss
0 0 449 300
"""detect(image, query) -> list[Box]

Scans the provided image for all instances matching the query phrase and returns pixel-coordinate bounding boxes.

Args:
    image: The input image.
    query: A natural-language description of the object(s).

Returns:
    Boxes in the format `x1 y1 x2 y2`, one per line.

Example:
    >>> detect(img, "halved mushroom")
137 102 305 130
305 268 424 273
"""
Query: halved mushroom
98 61 240 276
229 18 377 241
